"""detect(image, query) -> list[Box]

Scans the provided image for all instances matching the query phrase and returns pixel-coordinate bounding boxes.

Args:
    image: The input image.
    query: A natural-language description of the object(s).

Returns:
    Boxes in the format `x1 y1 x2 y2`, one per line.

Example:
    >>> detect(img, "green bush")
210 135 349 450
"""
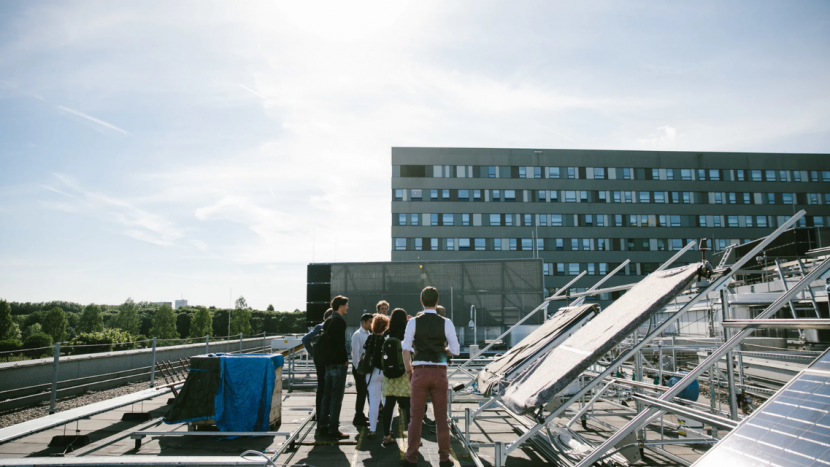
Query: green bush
67 329 137 355
0 339 23 353
24 333 54 350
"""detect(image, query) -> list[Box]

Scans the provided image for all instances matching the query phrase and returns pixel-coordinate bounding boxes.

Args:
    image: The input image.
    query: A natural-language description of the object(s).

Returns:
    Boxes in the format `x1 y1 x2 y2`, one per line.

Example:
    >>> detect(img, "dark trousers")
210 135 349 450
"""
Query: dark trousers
352 366 368 419
315 363 326 425
321 364 347 434
406 367 450 463
382 396 410 437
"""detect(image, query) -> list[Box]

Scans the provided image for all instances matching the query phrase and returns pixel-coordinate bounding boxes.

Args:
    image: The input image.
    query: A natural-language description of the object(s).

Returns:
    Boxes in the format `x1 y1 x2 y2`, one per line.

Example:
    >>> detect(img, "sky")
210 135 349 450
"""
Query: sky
0 1 828 311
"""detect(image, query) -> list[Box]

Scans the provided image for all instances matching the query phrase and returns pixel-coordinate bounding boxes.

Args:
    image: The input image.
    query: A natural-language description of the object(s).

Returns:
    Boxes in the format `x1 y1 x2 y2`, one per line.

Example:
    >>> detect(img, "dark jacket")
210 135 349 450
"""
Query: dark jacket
301 323 323 358
325 312 348 365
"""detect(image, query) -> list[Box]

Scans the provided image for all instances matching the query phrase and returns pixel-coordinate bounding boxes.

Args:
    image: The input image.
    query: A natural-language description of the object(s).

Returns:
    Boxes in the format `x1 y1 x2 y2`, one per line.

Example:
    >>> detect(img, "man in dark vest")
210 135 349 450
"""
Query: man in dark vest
401 287 460 467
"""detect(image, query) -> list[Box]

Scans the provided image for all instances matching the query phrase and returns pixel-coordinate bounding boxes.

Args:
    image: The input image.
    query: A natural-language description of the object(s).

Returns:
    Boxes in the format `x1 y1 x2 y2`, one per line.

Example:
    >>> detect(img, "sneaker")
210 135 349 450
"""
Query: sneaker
327 431 350 440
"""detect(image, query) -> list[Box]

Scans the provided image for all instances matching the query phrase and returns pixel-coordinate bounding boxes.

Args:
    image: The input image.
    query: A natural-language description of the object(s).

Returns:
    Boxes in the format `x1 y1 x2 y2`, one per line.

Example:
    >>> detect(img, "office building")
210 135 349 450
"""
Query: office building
391 148 830 307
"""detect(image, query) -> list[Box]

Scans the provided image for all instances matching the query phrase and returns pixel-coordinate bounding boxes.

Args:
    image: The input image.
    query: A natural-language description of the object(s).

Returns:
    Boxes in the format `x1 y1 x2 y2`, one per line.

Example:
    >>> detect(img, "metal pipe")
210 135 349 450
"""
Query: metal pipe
49 342 60 414
149 338 156 388
631 394 738 430
568 259 630 307
722 319 830 329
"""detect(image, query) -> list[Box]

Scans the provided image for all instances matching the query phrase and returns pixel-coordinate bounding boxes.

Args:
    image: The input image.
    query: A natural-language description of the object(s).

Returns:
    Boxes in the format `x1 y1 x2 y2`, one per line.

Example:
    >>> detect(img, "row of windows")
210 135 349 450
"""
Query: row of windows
394 188 830 205
393 236 742 252
398 165 830 183
395 213 828 229
542 261 700 277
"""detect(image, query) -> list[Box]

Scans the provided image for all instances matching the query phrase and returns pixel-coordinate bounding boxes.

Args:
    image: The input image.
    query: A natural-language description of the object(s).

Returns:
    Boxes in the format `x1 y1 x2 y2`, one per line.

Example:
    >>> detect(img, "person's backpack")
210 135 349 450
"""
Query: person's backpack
312 319 332 365
382 335 406 378
357 334 380 375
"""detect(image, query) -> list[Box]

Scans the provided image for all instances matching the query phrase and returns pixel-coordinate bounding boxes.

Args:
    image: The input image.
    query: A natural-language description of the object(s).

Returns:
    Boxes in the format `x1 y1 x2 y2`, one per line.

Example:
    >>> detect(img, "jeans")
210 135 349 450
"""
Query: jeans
352 366 368 419
365 369 384 433
321 364 347 434
382 396 410 438
315 364 327 426
406 367 450 463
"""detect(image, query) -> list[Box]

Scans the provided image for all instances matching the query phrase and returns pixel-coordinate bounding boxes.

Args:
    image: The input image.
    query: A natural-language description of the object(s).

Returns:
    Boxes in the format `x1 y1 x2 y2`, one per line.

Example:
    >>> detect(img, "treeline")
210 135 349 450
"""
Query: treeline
0 297 306 355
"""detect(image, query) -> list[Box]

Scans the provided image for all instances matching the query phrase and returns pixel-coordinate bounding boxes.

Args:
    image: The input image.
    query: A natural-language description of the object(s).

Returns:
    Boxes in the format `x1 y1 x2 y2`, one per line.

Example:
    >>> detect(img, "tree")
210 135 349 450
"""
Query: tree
190 308 213 337
230 308 252 336
266 304 275 312
24 333 53 349
115 298 141 335
150 304 179 340
79 304 104 333
67 329 135 355
0 300 14 340
42 307 68 342
234 296 249 310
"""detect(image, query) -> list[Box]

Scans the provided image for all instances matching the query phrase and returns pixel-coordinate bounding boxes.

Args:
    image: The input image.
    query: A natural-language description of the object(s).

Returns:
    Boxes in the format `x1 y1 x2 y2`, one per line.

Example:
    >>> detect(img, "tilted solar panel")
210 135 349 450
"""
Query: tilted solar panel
693 349 830 466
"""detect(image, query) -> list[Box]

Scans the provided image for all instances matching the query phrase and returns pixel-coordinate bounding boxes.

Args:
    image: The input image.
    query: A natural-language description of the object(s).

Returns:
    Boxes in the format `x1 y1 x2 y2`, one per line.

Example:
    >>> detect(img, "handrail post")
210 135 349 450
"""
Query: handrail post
205 335 209 355
49 342 60 413
150 337 157 387
239 333 243 353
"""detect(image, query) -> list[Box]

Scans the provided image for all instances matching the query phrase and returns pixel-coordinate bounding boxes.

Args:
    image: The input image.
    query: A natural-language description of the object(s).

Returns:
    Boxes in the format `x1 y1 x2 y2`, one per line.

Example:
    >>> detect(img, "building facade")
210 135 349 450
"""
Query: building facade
391 148 830 307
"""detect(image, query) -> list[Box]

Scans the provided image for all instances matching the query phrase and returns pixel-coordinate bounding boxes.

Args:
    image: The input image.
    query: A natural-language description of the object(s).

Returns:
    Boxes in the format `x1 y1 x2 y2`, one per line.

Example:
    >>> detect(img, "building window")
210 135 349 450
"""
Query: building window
550 190 559 202
521 238 532 250
681 169 692 181
657 239 666 251
823 171 830 182
505 214 513 226
431 189 438 200
551 214 563 226
582 239 591 250
489 214 500 226
494 238 502 250
411 214 419 226
473 190 481 201
709 169 720 181
569 263 580 275
580 191 588 202
509 239 517 251
394 189 403 201
624 192 633 203
585 214 593 226
599 263 608 275
808 193 819 205
793 171 801 182
597 238 606 251
534 167 542 178
488 166 496 178
395 238 406 250
671 239 683 250
443 214 454 226
765 170 776 182
757 216 768 227
713 216 722 227
666 169 674 180
446 238 454 250
414 238 422 250
431 214 438 226
571 238 579 250
623 168 631 180
524 214 532 226
697 169 706 180
614 215 623 226
728 216 739 227
492 190 501 201
556 263 565 275
474 238 485 251
654 192 665 203
639 192 650 203
539 214 548 226
519 167 527 178
613 191 621 203
682 192 691 203
398 214 406 225
459 238 470 251
811 171 819 181
462 214 470 226
442 189 450 200
555 238 564 250
598 191 607 203
537 190 546 202
567 167 576 179
767 193 775 204
825 194 830 204
714 193 723 204
597 215 605 227
594 167 605 179
458 189 469 200
742 193 750 204
670 215 681 227
587 263 596 275
698 215 707 227
651 168 660 180
565 191 577 202
629 215 638 227
782 193 793 204
745 216 753 227
549 167 560 178
815 217 826 227
411 189 422 200
728 193 736 204
779 170 787 181
505 190 516 201
658 215 667 227
543 263 551 276
751 170 762 181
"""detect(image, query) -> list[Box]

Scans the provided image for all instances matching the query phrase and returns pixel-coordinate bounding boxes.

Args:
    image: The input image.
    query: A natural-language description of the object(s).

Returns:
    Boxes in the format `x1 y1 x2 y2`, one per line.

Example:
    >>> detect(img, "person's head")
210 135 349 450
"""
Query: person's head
323 308 333 320
376 300 389 315
388 308 408 337
420 286 439 308
435 305 446 317
360 313 374 331
331 295 349 315
372 314 389 334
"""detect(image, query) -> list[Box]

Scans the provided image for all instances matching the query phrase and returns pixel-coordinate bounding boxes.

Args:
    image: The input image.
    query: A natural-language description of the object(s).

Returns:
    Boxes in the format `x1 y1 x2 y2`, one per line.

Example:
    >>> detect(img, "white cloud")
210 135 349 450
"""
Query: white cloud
637 125 678 148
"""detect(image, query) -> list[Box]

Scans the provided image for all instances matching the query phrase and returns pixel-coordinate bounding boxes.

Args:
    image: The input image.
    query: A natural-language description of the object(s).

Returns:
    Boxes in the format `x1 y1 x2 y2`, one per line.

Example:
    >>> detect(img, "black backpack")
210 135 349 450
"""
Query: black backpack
357 334 381 375
312 318 332 365
382 334 406 378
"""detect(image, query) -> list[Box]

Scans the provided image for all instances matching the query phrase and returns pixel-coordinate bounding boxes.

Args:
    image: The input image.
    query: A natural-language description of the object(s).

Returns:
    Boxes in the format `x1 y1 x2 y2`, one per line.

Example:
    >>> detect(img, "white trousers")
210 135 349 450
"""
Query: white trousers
365 369 384 432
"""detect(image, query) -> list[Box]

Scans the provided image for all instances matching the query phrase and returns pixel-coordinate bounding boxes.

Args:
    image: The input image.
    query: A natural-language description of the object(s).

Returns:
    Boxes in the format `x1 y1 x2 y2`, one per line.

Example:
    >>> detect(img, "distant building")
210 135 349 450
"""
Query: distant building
152 302 173 307
174 299 188 309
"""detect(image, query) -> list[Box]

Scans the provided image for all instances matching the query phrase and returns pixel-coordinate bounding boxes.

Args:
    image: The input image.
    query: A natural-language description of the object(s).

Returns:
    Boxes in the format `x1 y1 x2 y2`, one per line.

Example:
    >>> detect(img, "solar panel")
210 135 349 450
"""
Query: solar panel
693 348 830 466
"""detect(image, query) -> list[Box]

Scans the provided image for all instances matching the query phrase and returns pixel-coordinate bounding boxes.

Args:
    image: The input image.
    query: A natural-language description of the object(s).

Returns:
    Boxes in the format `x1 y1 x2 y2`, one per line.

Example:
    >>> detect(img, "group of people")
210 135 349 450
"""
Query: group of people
302 287 460 467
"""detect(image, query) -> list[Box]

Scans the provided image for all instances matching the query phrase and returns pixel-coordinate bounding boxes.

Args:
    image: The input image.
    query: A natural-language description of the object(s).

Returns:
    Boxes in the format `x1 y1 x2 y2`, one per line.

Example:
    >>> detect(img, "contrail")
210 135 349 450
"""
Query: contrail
537 123 576 143
239 83 269 101
56 105 131 135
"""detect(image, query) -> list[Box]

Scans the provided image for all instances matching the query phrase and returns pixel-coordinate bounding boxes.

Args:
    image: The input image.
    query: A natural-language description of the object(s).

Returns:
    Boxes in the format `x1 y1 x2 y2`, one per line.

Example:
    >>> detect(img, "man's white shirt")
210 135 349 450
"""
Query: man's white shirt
402 309 461 367
351 326 371 366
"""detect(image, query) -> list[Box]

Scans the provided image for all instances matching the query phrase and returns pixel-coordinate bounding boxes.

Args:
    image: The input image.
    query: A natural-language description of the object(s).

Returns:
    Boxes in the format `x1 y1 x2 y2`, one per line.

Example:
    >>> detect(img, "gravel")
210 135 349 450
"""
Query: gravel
0 381 154 429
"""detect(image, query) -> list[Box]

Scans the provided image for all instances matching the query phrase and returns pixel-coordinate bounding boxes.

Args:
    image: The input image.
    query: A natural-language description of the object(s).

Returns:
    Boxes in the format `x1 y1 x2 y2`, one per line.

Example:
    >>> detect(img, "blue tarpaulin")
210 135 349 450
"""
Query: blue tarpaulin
213 354 283 432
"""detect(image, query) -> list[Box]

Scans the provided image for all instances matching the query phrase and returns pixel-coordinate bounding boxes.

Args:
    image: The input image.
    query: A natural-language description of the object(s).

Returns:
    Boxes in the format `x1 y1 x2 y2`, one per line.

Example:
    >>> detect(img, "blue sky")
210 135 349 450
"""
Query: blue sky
1 1 828 311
